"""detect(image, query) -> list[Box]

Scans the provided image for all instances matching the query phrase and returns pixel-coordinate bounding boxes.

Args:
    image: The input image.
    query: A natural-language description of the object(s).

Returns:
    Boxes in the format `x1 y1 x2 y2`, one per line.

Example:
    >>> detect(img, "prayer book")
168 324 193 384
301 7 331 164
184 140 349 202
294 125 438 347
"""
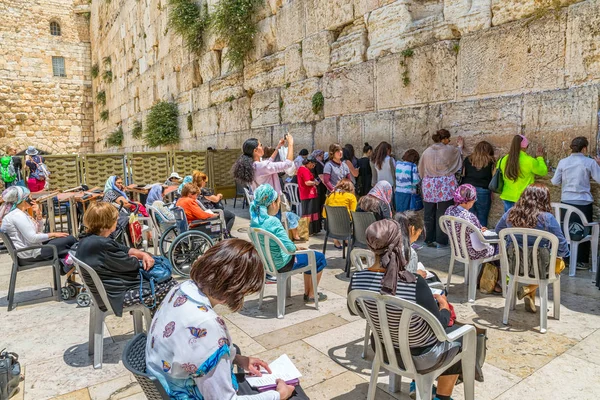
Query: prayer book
246 354 302 391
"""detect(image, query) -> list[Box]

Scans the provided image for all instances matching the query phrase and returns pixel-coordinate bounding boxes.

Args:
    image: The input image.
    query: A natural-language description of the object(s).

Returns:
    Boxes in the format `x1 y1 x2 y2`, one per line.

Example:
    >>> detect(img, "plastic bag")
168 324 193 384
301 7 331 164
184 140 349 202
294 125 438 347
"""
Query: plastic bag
479 263 498 294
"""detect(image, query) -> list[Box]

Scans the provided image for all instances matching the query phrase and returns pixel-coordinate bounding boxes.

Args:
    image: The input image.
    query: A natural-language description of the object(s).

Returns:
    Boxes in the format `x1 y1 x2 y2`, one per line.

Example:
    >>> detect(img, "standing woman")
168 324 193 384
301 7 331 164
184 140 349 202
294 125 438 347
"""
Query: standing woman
232 134 294 194
551 136 600 270
418 129 463 248
370 142 395 202
25 146 47 193
462 141 496 227
311 150 327 228
297 156 321 235
394 149 421 213
342 145 360 185
323 143 351 192
357 143 373 197
497 134 547 212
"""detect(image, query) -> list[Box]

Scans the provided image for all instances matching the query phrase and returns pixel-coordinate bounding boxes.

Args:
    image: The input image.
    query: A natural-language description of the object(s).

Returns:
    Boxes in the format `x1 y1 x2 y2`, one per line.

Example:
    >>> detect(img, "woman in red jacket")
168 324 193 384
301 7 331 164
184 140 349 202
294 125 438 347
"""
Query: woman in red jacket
296 156 321 235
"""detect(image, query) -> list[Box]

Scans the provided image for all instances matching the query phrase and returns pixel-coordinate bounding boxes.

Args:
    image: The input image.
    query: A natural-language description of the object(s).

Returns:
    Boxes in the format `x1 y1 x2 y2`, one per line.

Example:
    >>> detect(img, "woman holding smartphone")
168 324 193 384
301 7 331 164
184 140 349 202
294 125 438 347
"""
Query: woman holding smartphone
297 155 321 234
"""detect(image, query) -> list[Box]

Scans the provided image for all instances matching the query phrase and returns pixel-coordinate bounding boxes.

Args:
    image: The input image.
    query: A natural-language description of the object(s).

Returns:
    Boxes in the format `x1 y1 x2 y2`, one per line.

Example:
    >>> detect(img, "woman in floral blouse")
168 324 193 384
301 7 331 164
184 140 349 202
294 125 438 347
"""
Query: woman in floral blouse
418 129 463 248
146 239 308 400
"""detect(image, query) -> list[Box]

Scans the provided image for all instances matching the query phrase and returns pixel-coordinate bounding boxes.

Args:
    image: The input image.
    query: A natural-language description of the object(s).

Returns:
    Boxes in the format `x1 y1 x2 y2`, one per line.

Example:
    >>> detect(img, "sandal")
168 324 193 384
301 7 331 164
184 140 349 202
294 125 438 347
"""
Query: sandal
333 244 343 249
303 292 328 303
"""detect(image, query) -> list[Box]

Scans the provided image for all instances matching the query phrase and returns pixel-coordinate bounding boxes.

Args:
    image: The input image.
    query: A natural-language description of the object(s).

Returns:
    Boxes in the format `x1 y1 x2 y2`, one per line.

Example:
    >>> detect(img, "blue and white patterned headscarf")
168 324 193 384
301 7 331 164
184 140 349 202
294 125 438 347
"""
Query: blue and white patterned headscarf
146 184 163 208
0 186 30 221
250 184 278 225
177 176 193 195
104 176 129 200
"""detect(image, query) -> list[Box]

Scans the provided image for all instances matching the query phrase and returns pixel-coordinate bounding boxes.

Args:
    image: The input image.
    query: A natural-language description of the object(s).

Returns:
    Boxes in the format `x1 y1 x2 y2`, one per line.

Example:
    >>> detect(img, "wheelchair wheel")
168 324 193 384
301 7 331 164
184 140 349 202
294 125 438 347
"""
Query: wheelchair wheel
169 230 214 277
60 287 71 300
76 293 91 307
159 225 178 258
67 284 77 298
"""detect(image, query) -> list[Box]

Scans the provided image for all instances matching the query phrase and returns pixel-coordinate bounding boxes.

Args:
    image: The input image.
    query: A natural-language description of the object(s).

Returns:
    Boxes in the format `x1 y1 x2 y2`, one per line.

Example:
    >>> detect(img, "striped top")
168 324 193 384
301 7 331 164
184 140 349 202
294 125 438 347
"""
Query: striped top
348 270 450 349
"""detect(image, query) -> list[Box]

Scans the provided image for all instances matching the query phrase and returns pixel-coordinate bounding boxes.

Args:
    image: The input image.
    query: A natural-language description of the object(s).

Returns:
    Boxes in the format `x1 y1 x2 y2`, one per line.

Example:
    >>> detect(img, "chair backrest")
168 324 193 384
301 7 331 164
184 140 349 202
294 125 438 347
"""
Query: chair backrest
243 187 254 205
248 227 294 275
70 253 115 314
439 215 484 263
122 333 170 400
498 227 560 282
284 183 301 206
235 181 245 196
348 289 452 376
551 202 590 242
0 230 18 265
350 249 375 271
172 206 188 233
147 206 167 230
351 211 377 246
324 205 353 238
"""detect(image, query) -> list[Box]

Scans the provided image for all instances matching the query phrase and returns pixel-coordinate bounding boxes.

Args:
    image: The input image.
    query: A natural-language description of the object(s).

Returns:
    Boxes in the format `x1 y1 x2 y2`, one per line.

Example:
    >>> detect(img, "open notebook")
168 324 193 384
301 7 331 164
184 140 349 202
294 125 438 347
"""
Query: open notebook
245 354 302 392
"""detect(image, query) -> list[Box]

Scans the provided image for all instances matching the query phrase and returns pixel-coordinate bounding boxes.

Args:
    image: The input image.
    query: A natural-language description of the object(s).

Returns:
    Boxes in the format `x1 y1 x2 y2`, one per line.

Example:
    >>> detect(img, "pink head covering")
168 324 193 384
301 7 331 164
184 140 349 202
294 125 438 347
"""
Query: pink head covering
369 181 393 204
518 135 529 149
453 184 477 205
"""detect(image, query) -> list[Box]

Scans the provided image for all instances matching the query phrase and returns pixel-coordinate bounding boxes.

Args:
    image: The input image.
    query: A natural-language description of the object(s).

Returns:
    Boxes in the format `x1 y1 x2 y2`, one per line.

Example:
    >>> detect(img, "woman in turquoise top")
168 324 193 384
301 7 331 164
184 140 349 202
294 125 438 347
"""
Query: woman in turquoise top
250 184 328 303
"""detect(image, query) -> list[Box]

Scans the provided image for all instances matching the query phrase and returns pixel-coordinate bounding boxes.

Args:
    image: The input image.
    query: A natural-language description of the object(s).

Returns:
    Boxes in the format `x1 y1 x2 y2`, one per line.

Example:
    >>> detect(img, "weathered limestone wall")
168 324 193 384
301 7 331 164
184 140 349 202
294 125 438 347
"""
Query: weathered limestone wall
0 0 94 154
91 0 600 167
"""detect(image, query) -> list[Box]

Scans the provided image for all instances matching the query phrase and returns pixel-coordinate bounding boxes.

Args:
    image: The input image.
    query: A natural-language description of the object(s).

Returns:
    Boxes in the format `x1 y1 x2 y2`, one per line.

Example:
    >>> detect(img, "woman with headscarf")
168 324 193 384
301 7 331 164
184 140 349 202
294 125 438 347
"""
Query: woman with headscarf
177 175 193 196
145 184 174 222
419 129 464 248
0 186 76 262
250 184 327 303
231 135 295 194
103 175 149 217
348 219 467 400
311 149 327 227
357 181 393 220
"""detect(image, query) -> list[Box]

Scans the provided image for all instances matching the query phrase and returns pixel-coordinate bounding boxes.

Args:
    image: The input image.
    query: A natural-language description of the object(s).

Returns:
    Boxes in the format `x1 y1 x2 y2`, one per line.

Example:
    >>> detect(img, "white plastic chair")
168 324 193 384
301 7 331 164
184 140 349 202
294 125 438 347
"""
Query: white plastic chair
70 254 152 368
551 202 599 277
440 216 501 302
248 227 319 319
499 228 561 334
243 187 254 205
348 289 476 400
350 249 376 359
284 183 302 217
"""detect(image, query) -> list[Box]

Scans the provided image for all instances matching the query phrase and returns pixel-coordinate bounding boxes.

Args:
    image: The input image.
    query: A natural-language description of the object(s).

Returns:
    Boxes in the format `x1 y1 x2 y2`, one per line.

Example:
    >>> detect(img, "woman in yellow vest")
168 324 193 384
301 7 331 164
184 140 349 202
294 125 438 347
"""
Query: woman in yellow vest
497 135 548 212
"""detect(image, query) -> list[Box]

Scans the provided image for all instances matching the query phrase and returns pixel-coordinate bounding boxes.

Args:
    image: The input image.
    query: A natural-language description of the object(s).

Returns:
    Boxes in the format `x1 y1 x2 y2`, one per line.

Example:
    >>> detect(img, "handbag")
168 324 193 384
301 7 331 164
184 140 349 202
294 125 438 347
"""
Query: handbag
0 349 21 400
488 156 505 194
128 213 143 247
138 256 173 309
288 217 309 241
412 340 462 374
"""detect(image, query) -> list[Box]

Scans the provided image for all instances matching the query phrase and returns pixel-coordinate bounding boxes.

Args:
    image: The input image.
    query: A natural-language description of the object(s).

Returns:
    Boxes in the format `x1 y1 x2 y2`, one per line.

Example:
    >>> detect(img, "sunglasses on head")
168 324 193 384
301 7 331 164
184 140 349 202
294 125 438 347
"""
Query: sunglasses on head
25 198 34 205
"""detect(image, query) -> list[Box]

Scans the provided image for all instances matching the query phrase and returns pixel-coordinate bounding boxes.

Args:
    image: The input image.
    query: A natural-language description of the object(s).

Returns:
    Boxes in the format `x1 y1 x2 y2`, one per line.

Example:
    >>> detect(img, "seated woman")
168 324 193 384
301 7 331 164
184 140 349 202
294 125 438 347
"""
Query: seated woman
192 170 236 235
177 175 193 196
250 184 327 303
0 186 76 264
103 175 149 217
76 202 177 317
495 183 569 313
164 172 183 187
348 219 469 400
357 181 393 220
145 184 174 223
176 184 218 224
323 178 357 248
146 240 308 399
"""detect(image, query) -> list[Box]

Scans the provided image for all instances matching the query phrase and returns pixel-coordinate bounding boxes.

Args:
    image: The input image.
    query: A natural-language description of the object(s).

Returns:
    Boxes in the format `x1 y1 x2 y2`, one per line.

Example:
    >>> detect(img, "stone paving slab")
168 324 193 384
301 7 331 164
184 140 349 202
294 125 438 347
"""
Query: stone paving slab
1 204 600 399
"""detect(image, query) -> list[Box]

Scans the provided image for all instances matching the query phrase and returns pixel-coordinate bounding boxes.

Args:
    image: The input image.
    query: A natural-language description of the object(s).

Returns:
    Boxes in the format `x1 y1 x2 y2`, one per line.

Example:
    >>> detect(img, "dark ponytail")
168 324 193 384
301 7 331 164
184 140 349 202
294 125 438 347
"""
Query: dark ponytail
232 138 259 185
363 142 372 154
432 129 451 143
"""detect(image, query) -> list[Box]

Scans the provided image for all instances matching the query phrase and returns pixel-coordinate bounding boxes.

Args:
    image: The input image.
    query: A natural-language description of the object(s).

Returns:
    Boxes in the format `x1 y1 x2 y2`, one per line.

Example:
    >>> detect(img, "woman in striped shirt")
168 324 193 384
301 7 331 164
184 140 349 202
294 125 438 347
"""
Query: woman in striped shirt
348 219 463 400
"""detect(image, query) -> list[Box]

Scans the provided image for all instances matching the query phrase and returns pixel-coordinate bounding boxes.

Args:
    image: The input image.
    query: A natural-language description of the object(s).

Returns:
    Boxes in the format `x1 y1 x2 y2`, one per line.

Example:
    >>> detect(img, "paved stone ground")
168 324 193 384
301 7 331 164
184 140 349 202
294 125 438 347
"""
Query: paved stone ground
2 204 600 400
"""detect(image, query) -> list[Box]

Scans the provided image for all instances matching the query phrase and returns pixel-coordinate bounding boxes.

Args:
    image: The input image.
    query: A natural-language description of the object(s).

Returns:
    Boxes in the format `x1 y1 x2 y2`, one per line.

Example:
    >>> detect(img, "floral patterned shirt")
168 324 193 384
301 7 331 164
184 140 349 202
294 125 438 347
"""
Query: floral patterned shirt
421 175 457 203
444 205 495 260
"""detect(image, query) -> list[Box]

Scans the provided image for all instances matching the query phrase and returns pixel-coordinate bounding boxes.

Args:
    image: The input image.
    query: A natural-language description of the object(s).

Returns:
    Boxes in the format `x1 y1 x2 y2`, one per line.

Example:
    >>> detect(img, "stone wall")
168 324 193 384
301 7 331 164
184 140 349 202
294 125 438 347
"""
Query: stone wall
0 0 93 154
90 0 600 167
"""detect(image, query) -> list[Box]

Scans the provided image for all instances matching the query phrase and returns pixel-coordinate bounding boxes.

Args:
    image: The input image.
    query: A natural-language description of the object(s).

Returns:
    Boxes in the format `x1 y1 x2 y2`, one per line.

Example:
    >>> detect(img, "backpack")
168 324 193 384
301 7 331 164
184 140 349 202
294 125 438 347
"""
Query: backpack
0 157 16 183
0 349 20 400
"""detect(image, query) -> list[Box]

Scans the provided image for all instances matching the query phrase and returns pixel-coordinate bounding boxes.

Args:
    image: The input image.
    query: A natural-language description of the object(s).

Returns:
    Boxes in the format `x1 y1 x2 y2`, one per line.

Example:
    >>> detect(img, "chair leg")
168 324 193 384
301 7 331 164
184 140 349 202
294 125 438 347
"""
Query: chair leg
553 277 561 320
461 335 477 400
362 323 370 359
311 267 319 311
445 256 455 292
503 277 517 325
322 233 328 255
143 308 153 331
342 240 346 259
389 372 401 393
7 264 18 311
500 262 508 298
88 305 96 355
345 240 353 278
93 308 105 368
132 310 144 334
569 241 578 277
415 374 435 400
258 282 265 310
592 228 599 274
276 276 287 319
367 358 381 400
286 277 292 298
539 282 548 334
468 261 479 303
54 261 61 302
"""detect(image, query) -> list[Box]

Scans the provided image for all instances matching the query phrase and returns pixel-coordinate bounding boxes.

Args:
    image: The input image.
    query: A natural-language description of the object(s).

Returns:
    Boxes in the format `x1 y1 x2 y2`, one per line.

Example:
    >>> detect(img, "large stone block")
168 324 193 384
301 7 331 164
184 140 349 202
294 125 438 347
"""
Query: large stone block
314 117 338 150
491 0 582 26
353 0 379 16
323 62 375 117
248 16 277 62
210 72 245 105
305 0 355 36
199 51 221 83
339 114 363 150
281 78 321 124
251 89 281 128
363 111 393 147
191 83 211 111
302 31 335 78
286 122 314 151
459 12 567 98
393 105 439 152
275 0 305 51
566 0 600 85
376 40 457 110
217 97 251 133
444 0 492 34
284 44 306 83
243 52 286 92
193 106 219 137
522 85 599 165
330 19 368 69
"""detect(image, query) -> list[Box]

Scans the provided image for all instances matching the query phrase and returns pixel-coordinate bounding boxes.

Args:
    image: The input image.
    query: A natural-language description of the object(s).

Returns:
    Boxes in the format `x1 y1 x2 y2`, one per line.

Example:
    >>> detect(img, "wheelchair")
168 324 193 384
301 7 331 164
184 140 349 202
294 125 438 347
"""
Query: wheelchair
159 206 225 277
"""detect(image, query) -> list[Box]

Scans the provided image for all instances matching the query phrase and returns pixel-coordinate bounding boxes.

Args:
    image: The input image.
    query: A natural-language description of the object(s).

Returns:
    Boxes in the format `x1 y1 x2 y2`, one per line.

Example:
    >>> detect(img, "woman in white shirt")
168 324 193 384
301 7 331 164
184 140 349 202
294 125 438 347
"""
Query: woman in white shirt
146 239 308 400
0 186 75 261
370 141 395 205
551 136 600 269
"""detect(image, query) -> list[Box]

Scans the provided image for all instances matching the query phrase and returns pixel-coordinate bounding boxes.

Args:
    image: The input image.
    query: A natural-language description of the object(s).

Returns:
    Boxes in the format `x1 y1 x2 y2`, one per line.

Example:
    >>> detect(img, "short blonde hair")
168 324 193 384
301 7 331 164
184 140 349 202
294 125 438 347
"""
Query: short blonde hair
335 178 355 194
192 170 208 186
84 202 119 235
181 183 200 197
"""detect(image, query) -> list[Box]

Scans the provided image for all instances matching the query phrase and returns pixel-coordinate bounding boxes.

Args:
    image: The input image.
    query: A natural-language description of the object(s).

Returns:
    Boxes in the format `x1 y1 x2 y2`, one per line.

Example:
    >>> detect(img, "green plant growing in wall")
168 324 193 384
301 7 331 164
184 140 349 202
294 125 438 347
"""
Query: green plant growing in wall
312 92 324 115
225 95 235 102
187 114 193 131
145 101 180 147
102 70 113 83
400 48 414 87
168 0 210 54
100 110 109 122
96 90 106 106
91 63 99 78
211 0 262 69
107 126 124 147
103 56 111 66
132 120 143 139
